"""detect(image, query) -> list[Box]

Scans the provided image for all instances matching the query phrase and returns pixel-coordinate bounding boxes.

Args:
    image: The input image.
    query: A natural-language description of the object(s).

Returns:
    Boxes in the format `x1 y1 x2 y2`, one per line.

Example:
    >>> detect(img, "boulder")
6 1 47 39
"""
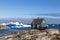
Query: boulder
0 25 9 30
46 29 59 35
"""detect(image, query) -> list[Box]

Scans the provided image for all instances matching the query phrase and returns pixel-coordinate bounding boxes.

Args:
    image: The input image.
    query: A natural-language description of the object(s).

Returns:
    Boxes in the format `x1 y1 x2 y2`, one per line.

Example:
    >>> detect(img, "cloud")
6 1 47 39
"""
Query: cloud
38 16 60 19
30 13 60 19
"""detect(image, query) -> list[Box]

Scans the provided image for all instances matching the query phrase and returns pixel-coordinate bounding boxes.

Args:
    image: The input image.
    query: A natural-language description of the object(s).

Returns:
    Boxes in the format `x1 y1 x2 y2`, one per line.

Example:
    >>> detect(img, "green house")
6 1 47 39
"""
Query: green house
31 18 47 30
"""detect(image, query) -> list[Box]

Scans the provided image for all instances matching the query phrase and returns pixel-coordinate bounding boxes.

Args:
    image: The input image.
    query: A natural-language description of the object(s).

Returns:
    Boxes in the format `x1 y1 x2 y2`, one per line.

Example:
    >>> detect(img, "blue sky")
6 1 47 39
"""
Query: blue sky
0 0 60 18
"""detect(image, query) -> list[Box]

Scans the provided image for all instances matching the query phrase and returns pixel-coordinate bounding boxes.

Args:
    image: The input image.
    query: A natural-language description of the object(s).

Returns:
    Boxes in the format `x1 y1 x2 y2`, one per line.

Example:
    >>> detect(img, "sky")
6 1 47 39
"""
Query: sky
0 0 60 18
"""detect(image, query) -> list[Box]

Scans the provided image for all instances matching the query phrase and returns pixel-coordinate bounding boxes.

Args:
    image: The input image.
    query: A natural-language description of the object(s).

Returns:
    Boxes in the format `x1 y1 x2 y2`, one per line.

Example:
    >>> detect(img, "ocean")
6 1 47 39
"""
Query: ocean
0 24 60 34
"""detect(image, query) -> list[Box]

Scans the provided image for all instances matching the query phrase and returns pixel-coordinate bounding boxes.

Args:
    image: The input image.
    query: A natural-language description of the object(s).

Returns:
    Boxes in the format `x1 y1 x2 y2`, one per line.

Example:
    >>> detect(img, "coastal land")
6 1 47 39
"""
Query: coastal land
0 29 60 40
0 25 9 30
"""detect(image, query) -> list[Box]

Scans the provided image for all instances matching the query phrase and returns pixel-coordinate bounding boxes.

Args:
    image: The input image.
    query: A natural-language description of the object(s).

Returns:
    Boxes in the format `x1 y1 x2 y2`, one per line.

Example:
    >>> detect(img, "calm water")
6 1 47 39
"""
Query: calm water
0 27 31 34
0 24 60 34
48 24 60 30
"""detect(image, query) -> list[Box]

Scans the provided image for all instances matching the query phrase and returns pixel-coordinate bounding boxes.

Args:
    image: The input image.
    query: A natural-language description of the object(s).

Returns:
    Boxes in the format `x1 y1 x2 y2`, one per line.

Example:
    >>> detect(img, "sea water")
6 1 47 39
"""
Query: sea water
48 24 60 30
0 27 31 34
0 24 60 34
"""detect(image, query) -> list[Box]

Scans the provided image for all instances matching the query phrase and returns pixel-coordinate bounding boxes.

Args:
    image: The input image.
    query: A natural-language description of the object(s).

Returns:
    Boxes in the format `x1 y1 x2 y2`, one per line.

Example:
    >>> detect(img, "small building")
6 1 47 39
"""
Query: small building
31 18 47 30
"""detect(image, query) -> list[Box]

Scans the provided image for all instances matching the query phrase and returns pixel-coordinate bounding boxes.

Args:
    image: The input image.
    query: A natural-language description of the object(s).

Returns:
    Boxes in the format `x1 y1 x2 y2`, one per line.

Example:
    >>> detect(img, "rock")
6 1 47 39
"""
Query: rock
0 25 9 30
28 29 41 35
0 29 60 40
46 29 59 35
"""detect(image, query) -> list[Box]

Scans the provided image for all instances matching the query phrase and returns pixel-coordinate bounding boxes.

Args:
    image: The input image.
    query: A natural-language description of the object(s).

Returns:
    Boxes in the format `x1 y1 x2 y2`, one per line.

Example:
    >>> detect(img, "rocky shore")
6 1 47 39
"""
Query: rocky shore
0 25 9 30
0 29 60 40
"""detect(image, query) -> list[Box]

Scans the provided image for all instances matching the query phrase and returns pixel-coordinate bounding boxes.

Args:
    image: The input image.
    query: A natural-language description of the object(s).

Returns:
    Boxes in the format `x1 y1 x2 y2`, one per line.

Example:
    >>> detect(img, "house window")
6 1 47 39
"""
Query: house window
42 20 46 23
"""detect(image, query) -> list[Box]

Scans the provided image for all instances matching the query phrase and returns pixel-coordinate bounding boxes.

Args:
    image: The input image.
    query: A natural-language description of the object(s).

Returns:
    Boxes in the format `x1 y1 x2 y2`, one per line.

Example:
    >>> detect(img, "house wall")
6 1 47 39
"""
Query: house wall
31 19 47 30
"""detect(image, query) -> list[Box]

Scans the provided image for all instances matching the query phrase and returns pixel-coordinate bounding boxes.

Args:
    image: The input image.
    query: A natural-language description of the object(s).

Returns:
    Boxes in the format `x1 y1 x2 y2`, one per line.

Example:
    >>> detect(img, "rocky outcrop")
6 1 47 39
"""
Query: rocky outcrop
0 29 60 40
0 25 9 30
46 29 59 35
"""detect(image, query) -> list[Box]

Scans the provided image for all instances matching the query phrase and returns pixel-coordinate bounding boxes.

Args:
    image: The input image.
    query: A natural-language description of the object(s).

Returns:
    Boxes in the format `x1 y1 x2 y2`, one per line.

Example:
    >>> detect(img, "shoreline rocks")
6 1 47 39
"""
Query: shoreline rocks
0 29 60 40
0 25 9 30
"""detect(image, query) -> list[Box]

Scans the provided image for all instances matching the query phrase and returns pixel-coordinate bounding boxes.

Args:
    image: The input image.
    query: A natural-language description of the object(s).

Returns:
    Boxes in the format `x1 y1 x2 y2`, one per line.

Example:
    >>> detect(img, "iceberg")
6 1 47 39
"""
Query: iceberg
0 22 31 28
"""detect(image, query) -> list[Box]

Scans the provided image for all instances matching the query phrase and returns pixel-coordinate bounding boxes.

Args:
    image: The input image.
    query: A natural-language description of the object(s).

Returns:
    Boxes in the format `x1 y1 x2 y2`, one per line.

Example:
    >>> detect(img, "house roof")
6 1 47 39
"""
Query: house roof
32 18 44 24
